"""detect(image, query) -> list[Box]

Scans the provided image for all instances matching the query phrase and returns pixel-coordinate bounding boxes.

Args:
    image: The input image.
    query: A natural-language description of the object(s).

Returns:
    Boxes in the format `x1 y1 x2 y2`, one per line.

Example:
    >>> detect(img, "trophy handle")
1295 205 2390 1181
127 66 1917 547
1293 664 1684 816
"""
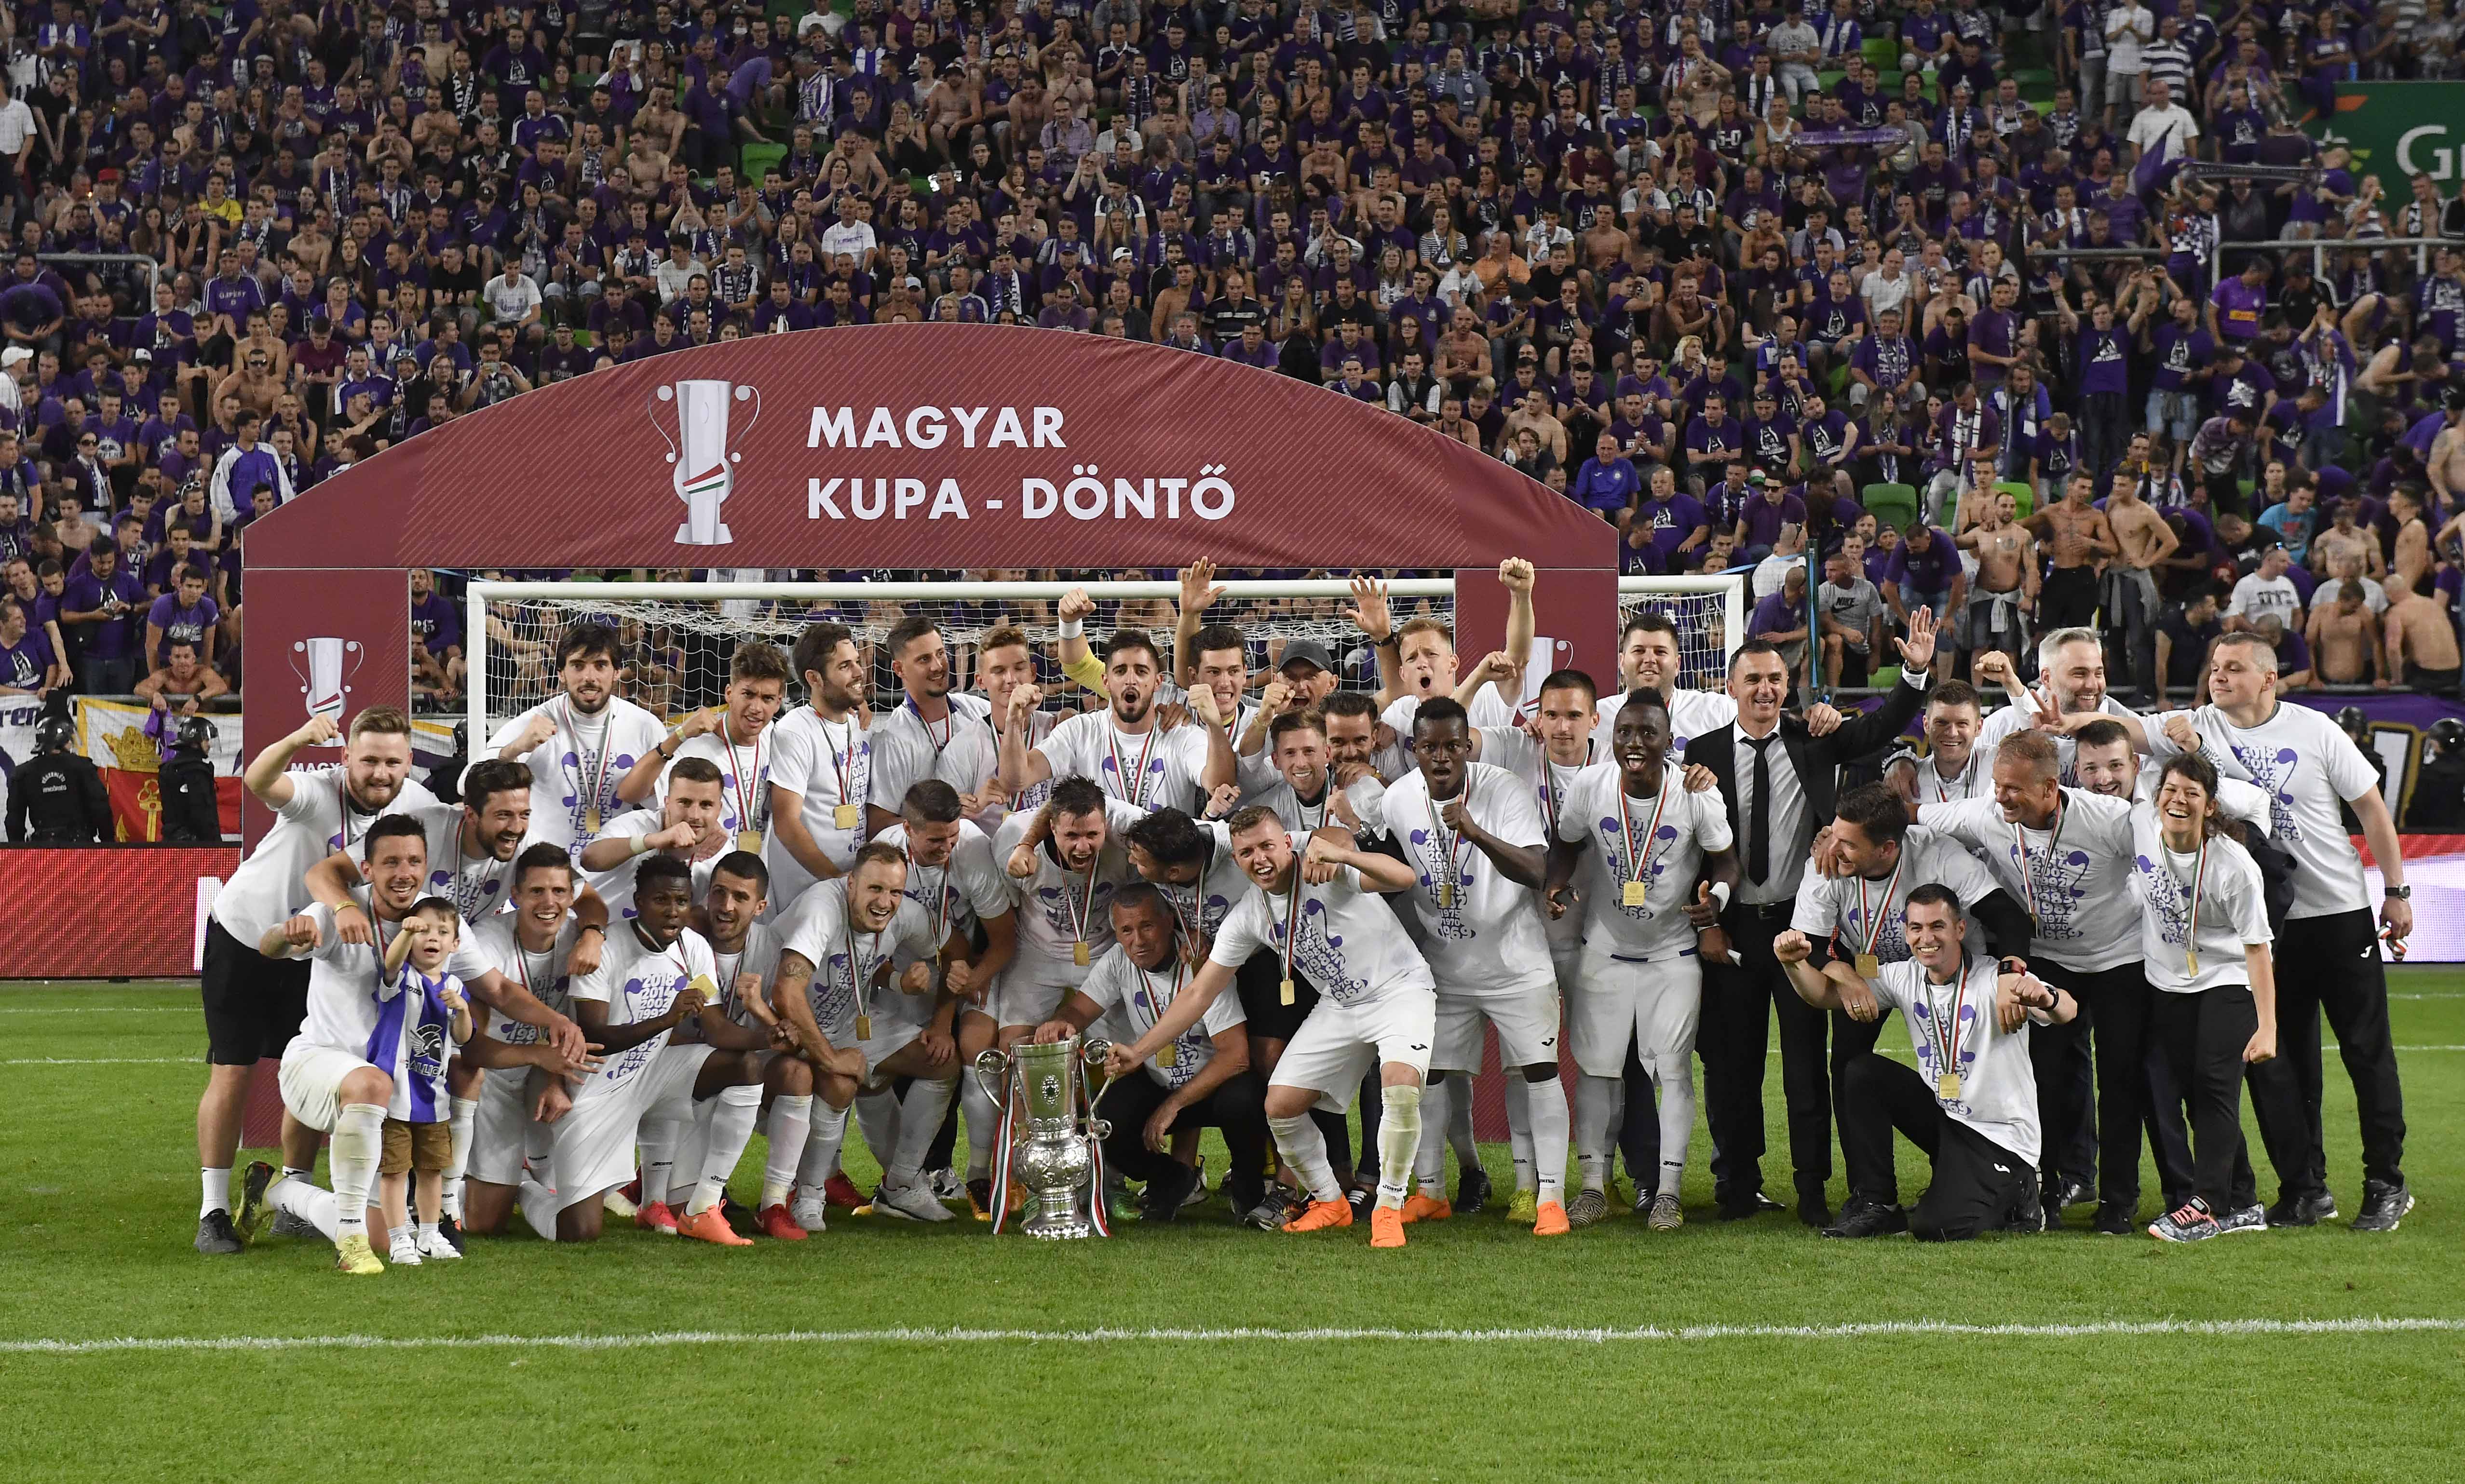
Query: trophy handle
970 1047 1011 1109
735 383 760 443
649 385 680 467
1081 1038 1117 1139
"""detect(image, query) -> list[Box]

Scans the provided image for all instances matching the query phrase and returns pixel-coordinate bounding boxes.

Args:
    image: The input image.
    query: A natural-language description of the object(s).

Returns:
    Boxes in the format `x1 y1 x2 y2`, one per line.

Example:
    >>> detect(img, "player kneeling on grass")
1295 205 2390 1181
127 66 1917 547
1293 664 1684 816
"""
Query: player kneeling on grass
518 855 770 1246
373 898 475 1266
1103 808 1436 1249
239 816 433 1276
1035 884 1271 1222
769 842 956 1225
1774 885 2076 1241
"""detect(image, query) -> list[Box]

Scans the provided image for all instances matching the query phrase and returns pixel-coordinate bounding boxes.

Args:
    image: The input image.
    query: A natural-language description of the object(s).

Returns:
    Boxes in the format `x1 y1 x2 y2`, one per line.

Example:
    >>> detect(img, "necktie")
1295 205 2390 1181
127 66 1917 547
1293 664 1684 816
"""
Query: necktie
1745 732 1773 884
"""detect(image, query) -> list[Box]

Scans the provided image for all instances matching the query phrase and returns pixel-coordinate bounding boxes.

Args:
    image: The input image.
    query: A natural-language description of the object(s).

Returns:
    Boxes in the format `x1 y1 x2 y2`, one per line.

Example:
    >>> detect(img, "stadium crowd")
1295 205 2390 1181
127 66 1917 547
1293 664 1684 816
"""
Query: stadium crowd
1 0 2465 740
190 556 2418 1276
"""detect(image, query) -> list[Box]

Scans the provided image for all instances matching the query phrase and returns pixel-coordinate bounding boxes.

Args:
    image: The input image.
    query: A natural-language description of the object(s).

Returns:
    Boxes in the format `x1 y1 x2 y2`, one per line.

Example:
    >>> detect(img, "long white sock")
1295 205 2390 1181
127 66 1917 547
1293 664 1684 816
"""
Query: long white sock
1651 1043 1697 1199
889 1077 957 1188
1505 1076 1536 1192
1447 1077 1477 1166
517 1178 559 1241
441 1096 477 1221
637 1116 679 1208
1412 1077 1450 1197
1574 1073 1621 1190
200 1166 232 1218
798 1101 851 1193
960 1073 999 1180
1375 1084 1422 1211
664 1111 710 1209
1524 1075 1571 1206
270 1172 339 1240
1268 1114 1341 1203
853 1086 900 1177
762 1095 813 1208
688 1083 762 1216
329 1103 385 1241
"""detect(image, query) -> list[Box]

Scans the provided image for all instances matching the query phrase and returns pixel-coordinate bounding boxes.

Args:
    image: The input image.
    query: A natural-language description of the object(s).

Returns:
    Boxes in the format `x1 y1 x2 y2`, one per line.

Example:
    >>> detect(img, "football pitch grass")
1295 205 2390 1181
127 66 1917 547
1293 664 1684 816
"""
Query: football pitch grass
2 973 2462 1482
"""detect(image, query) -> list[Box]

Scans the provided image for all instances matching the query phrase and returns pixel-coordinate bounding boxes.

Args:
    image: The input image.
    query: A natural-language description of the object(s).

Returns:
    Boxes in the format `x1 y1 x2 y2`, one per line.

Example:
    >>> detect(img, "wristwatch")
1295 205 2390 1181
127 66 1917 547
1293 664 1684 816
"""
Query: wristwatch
2384 885 2411 899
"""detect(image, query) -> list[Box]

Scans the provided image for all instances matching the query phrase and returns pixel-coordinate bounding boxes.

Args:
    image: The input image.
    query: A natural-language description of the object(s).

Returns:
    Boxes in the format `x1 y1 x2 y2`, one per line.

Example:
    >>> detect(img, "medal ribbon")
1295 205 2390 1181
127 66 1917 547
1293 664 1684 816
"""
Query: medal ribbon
1618 773 1674 896
843 907 880 1025
1107 724 1158 808
1927 961 1973 1086
1541 739 1594 829
1422 779 1473 905
1857 852 1908 959
822 715 856 821
2011 795 2064 927
1057 851 1099 949
1278 861 1304 988
562 698 612 823
1135 958 1185 1037
2182 834 2208 962
907 841 952 949
724 712 763 834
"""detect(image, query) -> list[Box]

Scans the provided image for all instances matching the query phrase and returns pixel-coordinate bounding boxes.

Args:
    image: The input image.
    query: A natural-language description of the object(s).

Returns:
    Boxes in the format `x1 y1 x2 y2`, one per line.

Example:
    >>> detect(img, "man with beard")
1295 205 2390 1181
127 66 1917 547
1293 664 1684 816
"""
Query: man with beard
1001 630 1207 814
1972 629 2138 783
195 706 440 1256
765 622 877 910
490 621 667 857
1600 611 1847 753
578 756 732 919
865 616 1005 834
617 641 792 852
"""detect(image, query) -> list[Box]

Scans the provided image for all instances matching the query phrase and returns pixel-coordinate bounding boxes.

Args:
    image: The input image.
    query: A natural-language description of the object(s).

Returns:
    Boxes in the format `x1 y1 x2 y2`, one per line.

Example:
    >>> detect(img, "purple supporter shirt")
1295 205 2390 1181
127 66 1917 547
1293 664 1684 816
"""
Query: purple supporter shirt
2077 324 2130 394
145 593 217 665
1631 490 1710 570
2211 278 2268 342
1967 307 2019 385
409 590 463 652
1748 588 1806 636
0 625 53 688
63 568 143 659
1886 530 1960 596
1739 490 1807 549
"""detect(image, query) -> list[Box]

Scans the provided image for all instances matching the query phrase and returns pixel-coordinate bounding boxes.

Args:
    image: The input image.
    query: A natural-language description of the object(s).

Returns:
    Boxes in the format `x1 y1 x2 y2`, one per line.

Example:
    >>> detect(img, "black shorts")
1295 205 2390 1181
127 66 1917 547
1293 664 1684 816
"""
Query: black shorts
201 917 312 1066
1234 950 1317 1044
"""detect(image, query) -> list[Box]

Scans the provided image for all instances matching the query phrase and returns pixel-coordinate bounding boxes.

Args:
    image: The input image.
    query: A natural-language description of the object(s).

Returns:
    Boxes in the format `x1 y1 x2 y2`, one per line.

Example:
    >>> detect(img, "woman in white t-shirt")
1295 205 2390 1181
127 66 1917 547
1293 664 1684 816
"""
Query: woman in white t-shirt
2128 752 2278 1243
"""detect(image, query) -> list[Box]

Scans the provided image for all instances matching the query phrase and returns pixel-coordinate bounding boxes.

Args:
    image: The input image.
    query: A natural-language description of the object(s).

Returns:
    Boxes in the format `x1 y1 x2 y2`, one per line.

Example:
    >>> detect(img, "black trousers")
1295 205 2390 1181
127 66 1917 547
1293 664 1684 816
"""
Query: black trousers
1702 901 1889 1205
1618 1033 1658 1190
1097 1067 1270 1211
2039 565 2099 631
2246 908 2408 1198
2036 960 2165 1207
2151 985 2261 1211
1838 1052 2035 1241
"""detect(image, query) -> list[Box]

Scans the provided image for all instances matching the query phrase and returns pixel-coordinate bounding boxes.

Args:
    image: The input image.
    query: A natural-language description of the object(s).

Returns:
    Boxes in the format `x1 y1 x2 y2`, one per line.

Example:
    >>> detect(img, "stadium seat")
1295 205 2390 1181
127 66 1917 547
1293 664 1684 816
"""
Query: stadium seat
1862 36 1899 69
1863 482 1921 533
742 142 787 183
1995 480 2035 519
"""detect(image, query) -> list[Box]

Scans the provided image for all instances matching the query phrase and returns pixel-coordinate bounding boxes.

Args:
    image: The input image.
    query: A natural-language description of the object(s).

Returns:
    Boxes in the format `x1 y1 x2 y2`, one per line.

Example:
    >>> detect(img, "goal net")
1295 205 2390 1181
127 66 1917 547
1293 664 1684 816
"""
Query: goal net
460 573 1746 736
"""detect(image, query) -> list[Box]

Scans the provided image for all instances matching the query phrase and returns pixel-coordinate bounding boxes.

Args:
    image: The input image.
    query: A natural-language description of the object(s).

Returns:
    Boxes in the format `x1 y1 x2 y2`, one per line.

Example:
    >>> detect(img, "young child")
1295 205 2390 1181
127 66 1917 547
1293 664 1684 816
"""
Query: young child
378 897 474 1266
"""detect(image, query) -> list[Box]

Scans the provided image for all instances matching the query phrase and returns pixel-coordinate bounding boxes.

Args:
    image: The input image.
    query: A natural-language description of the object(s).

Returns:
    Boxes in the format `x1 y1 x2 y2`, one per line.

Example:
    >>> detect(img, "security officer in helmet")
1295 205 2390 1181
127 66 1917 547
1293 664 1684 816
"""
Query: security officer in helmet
159 714 221 842
7 716 110 843
2405 717 2465 831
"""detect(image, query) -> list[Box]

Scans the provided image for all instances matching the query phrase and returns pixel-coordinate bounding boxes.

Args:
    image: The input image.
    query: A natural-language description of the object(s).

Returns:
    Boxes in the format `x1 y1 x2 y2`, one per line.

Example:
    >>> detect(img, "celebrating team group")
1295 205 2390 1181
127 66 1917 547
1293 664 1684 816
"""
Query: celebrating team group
188 558 2418 1275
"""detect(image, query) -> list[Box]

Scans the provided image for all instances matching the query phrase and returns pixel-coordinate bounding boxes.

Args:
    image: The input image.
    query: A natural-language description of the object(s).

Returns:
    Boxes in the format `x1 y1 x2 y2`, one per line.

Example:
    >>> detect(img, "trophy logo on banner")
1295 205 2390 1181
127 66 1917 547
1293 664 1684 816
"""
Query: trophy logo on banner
292 636 363 735
652 379 760 545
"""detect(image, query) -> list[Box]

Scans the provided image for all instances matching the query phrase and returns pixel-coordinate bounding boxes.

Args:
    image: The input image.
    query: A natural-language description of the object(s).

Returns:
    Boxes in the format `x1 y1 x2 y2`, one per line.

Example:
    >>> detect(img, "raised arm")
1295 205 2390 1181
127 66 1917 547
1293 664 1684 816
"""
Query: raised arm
244 713 340 809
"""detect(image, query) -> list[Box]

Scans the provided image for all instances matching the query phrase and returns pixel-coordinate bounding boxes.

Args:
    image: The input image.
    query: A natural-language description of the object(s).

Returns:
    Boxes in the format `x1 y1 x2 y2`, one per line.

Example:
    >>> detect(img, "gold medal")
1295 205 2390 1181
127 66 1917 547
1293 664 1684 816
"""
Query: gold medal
735 828 760 853
2185 950 2199 974
687 972 718 1001
1622 880 1648 908
1438 881 1455 908
1072 938 1091 967
1855 952 1881 978
1279 977 1295 1006
1159 1044 1177 1068
833 802 860 830
855 1013 872 1041
1937 1072 1962 1100
584 806 602 833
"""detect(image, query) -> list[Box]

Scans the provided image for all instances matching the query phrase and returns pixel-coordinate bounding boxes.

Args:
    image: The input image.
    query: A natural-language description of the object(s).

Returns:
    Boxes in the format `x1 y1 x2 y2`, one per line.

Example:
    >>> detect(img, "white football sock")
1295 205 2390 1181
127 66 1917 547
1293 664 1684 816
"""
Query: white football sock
441 1096 477 1220
200 1166 231 1218
1267 1114 1341 1203
270 1171 339 1241
518 1178 559 1241
328 1103 385 1240
1411 1076 1450 1197
853 1086 900 1179
1447 1078 1477 1167
1375 1084 1422 1211
665 1110 710 1209
415 1221 439 1245
637 1116 679 1209
1574 1073 1620 1190
1505 1076 1536 1192
960 1073 999 1180
1648 1039 1697 1196
889 1077 956 1189
762 1095 813 1209
798 1101 850 1195
1523 1074 1571 1205
687 1083 762 1217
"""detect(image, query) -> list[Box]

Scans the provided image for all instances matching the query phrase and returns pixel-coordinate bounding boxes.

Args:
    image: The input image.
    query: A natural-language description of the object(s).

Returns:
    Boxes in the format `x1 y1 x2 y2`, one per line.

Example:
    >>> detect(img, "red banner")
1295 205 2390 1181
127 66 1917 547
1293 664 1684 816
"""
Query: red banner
0 846 236 978
96 769 243 841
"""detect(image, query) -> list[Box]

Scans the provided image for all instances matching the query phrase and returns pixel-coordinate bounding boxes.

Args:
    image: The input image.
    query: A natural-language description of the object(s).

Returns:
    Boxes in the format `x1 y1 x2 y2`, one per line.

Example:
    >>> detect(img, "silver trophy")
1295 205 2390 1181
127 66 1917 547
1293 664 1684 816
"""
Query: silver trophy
973 1036 1114 1239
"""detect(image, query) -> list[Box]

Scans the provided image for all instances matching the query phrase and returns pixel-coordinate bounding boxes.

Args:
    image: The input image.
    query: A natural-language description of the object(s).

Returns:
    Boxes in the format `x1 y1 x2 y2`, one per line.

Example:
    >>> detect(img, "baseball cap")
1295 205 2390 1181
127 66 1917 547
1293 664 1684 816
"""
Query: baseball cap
1747 469 1770 486
0 348 29 367
1279 639 1336 676
1111 248 1133 263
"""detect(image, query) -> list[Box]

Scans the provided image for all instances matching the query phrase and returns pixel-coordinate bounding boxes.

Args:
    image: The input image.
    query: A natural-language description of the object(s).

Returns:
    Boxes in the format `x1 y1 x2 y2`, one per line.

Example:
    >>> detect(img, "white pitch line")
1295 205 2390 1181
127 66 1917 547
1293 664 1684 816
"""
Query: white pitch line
3 1317 2461 1356
0 1006 189 1014
0 1057 192 1066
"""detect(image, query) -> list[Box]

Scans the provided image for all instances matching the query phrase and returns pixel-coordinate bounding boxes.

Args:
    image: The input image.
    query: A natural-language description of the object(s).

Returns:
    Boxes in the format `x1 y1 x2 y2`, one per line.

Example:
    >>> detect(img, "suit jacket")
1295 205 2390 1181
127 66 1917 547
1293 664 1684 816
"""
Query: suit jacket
1683 670 1930 856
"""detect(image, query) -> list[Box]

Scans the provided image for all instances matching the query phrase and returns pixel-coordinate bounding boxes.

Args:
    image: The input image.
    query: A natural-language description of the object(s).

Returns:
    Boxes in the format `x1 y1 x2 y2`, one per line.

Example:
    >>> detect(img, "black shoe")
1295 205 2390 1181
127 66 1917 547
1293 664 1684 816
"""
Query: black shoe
2052 1176 2091 1209
1797 1193 1833 1228
1716 1189 1780 1220
1343 1181 1376 1217
1819 1199 1909 1239
2093 1202 2138 1236
2036 1187 2065 1230
2005 1187 2046 1234
194 1209 243 1255
1631 1184 1658 1217
721 1195 757 1228
2266 1191 2339 1228
435 1214 466 1254
1454 1163 1493 1216
2351 1179 2415 1233
1140 1162 1202 1223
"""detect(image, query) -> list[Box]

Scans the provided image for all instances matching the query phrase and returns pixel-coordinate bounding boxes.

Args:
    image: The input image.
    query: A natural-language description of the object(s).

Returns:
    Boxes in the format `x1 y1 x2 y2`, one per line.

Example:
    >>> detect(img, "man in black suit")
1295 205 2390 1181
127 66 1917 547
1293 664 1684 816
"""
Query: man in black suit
1684 612 1938 1225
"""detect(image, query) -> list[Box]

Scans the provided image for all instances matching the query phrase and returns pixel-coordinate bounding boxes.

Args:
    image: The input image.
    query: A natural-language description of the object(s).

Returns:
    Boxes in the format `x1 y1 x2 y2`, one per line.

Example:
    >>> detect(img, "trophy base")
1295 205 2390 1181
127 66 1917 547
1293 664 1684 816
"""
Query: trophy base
675 521 733 545
1020 1188 1093 1240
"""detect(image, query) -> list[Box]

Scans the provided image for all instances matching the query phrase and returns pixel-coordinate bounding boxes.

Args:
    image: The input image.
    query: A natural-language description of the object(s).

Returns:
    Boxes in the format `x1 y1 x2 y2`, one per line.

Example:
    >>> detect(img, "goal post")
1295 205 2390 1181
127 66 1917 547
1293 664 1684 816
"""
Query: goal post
463 572 1750 740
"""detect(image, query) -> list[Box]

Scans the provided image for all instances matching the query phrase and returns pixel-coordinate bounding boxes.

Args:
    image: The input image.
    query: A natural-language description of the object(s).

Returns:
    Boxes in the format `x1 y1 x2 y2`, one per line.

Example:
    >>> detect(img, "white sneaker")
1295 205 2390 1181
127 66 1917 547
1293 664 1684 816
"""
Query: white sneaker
418 1228 463 1260
388 1236 424 1266
930 1168 967 1201
873 1180 957 1222
602 1186 638 1218
790 1190 829 1232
